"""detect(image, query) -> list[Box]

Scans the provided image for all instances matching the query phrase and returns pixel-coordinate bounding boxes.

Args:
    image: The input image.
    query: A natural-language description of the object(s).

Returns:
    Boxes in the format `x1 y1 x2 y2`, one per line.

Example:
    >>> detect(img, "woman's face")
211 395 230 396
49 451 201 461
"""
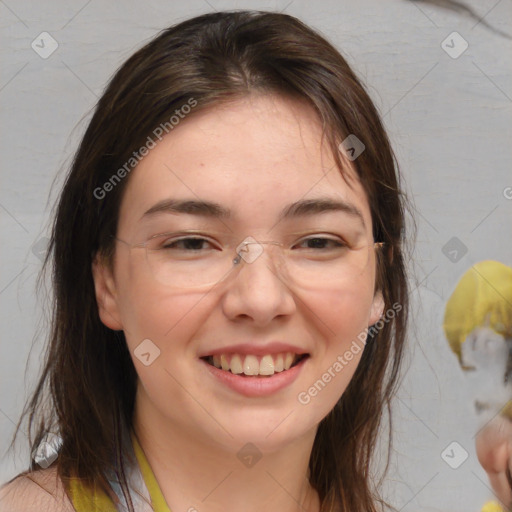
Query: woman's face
93 94 384 453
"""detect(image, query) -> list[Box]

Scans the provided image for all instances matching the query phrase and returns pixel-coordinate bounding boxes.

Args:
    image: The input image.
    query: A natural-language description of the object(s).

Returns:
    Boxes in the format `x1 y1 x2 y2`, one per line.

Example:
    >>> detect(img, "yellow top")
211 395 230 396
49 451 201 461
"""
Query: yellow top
64 437 510 512
66 431 171 511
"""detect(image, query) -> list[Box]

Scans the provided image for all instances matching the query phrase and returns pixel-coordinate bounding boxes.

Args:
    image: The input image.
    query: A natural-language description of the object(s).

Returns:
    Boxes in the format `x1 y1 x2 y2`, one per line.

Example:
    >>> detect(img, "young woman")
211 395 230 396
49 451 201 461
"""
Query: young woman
1 10 408 512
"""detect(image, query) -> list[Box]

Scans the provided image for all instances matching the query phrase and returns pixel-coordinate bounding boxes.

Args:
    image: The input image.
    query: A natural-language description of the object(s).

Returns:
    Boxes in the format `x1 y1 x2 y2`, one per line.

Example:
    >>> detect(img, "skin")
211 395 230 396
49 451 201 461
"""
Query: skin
476 415 512 507
92 93 384 512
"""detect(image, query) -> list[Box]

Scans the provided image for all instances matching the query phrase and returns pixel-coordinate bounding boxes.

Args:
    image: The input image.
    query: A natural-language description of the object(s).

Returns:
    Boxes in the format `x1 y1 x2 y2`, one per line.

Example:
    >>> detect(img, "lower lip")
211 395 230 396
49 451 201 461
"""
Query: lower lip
201 357 308 397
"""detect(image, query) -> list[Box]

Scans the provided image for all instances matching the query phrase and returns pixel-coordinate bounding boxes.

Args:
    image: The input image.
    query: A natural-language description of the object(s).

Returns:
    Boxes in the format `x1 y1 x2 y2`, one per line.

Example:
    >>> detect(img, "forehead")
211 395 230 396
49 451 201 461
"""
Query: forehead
118 94 372 232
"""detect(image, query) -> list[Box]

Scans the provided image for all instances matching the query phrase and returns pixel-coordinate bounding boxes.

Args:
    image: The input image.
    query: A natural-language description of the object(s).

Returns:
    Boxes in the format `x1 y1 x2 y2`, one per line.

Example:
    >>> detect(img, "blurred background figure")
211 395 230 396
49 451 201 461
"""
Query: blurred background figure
476 415 512 511
444 260 512 511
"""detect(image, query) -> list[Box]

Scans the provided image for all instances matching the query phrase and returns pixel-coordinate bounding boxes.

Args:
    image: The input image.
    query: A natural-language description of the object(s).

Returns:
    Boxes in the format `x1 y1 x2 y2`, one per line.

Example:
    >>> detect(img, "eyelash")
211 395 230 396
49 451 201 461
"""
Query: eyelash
156 235 347 252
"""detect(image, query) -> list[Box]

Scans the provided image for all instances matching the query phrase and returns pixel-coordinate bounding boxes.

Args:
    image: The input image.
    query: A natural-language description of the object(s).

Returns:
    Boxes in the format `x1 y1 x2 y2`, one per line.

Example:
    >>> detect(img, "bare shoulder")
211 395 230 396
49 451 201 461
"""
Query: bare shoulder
0 466 74 512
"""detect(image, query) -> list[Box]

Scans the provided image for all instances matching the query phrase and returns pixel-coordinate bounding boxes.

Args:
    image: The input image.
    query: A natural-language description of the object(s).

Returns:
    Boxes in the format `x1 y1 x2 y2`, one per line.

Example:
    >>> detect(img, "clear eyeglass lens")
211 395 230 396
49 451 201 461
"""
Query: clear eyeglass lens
142 235 378 289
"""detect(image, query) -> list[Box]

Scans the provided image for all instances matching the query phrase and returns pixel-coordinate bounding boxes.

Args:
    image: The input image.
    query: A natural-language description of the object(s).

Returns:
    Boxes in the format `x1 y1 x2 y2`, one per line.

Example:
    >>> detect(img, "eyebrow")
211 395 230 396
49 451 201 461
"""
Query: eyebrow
141 197 366 227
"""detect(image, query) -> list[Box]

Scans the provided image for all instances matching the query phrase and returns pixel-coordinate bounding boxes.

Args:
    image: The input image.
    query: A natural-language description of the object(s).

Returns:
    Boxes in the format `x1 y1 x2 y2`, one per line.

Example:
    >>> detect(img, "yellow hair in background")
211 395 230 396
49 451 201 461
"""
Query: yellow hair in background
443 260 512 363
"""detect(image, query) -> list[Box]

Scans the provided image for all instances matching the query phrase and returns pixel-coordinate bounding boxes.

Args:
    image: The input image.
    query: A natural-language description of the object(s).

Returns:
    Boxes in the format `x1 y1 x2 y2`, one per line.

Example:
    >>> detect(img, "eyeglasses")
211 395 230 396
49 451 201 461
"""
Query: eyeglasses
113 232 384 290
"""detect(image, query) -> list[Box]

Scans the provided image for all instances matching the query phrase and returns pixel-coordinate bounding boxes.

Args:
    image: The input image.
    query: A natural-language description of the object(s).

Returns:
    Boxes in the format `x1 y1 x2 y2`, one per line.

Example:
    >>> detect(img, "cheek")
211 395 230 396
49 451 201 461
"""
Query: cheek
115 271 224 401
294 281 375 415
116 286 212 408
112 253 197 355
118 285 205 351
303 277 376 346
327 286 375 376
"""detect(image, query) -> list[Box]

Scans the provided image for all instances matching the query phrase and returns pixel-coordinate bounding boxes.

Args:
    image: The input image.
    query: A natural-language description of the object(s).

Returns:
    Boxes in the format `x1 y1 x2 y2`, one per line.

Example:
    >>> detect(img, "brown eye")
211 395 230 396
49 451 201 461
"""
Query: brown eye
294 237 346 250
161 237 213 251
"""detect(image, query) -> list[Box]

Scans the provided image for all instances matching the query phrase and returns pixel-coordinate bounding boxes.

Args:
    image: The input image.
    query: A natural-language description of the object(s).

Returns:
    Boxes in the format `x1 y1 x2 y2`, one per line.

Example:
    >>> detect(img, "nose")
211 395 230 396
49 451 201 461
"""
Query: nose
220 241 296 326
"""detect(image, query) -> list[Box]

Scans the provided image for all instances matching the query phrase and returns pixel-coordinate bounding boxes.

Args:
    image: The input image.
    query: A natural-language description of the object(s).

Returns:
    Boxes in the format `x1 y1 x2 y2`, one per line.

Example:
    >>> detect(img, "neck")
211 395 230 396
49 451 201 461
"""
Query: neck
132 391 321 512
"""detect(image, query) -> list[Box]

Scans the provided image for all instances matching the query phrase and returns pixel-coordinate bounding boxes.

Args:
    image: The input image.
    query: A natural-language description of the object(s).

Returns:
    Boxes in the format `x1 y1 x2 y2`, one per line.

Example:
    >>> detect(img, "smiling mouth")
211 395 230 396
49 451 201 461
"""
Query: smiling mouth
201 353 309 377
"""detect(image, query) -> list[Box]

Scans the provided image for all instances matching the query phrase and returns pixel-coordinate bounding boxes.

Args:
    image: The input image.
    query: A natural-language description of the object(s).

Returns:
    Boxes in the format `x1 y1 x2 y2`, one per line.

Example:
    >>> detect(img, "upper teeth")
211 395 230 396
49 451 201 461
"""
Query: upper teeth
209 353 300 376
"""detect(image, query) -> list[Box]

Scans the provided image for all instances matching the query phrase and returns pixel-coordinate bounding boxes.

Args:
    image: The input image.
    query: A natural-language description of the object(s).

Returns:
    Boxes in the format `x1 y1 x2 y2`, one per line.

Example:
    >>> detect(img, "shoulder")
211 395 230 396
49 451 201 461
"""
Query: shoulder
0 466 74 512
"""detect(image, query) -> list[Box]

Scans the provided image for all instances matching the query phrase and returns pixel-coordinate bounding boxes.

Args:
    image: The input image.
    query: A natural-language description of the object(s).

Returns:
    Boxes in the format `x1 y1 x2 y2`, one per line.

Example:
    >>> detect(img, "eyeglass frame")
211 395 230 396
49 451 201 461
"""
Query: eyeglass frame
110 232 386 288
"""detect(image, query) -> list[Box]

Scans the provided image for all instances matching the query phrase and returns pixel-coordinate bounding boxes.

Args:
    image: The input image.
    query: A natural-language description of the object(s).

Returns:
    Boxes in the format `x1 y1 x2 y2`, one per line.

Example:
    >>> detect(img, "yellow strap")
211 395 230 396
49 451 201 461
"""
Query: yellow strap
131 431 172 512
67 476 117 512
67 431 171 512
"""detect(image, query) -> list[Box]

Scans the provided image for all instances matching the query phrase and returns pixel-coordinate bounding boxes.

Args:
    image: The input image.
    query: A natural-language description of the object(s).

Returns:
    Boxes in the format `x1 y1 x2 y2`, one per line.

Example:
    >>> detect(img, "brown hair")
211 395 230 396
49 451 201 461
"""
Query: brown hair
11 10 409 511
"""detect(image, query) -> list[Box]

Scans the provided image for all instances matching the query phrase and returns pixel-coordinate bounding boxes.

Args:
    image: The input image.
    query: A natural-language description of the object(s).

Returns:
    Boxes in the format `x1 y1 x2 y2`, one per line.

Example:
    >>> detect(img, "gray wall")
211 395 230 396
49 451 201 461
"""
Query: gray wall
1 1 511 510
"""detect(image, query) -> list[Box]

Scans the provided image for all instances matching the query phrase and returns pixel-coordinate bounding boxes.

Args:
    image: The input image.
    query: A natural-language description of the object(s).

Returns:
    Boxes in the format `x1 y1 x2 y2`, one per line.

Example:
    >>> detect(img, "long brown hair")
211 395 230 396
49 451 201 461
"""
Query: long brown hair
11 10 409 511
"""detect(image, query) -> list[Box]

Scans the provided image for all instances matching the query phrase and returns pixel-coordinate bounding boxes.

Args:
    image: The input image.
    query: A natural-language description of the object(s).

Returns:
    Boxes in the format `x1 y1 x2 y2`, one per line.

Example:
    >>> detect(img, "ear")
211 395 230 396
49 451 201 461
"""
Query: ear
368 291 385 326
91 253 123 330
